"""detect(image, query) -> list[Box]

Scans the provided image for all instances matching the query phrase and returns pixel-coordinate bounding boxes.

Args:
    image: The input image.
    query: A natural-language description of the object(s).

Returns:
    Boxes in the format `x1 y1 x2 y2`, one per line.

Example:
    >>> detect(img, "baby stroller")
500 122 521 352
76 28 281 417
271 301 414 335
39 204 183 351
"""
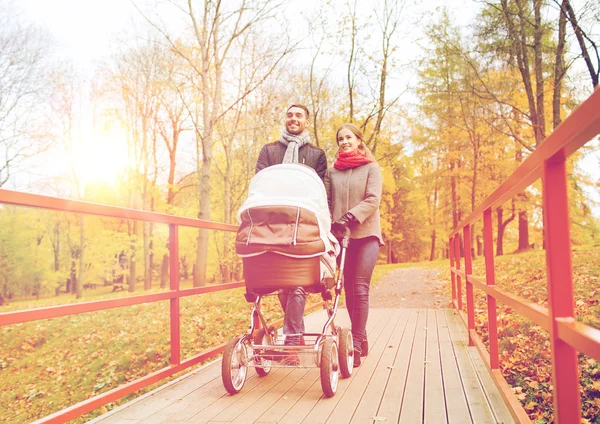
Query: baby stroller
221 164 353 397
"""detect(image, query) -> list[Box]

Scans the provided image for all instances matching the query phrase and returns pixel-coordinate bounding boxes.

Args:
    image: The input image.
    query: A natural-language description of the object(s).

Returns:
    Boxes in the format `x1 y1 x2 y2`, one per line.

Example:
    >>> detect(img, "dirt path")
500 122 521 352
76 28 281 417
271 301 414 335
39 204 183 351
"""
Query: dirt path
369 266 450 308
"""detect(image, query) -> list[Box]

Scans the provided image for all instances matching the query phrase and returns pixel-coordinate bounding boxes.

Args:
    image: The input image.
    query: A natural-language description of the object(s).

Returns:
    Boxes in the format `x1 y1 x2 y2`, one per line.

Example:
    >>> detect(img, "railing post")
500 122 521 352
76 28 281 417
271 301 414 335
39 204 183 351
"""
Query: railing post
543 157 580 422
454 234 463 311
169 224 181 366
449 238 457 309
483 208 499 369
463 224 475 346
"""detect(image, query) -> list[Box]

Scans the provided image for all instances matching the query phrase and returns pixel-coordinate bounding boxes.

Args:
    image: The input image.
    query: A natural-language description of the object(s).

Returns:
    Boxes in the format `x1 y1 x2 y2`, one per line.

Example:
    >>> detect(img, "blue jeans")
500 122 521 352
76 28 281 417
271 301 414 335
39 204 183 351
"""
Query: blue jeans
278 287 306 345
342 236 379 354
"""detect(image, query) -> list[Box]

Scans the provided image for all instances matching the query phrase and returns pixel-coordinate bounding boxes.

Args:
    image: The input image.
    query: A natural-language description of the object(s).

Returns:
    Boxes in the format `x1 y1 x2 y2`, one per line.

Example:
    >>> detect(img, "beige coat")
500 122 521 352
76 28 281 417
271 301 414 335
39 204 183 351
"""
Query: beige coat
324 162 384 245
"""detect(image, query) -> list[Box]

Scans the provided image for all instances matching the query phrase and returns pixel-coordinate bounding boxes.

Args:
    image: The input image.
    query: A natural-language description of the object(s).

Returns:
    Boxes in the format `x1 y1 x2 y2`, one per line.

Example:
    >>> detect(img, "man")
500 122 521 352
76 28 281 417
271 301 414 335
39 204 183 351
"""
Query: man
255 104 327 364
256 104 327 178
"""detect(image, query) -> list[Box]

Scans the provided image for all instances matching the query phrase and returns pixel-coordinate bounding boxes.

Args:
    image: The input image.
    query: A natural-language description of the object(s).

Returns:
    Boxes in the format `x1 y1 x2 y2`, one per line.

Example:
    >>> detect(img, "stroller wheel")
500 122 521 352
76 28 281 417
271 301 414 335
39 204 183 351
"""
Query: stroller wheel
222 336 249 395
338 327 353 378
320 338 339 397
254 326 276 377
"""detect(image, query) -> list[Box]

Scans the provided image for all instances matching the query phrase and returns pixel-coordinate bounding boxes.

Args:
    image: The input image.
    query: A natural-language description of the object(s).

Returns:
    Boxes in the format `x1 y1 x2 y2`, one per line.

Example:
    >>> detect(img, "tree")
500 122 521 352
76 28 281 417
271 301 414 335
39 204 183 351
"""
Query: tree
0 2 54 187
139 0 294 286
556 0 599 89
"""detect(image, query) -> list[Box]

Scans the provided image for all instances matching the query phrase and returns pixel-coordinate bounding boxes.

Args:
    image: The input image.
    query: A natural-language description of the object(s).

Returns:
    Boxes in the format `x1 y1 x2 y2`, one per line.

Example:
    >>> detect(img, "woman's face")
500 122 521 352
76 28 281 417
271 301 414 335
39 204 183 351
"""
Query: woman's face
337 128 360 153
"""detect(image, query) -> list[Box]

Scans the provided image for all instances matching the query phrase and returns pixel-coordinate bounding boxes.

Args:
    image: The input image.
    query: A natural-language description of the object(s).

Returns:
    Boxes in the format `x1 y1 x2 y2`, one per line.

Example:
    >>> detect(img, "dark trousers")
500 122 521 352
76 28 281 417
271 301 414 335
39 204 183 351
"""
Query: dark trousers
342 236 379 354
278 287 306 345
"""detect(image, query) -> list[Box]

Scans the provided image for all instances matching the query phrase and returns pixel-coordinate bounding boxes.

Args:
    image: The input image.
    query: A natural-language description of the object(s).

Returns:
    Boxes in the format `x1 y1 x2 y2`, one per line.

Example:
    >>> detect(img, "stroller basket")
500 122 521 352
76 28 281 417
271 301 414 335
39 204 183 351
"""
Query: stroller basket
243 252 335 294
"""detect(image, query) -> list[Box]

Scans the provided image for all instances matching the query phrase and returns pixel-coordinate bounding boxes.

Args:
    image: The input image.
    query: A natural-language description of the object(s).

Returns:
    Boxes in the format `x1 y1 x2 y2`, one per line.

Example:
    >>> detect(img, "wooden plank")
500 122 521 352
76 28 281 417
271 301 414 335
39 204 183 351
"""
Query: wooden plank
295 309 395 423
374 309 419 422
156 371 264 423
228 367 312 424
139 376 227 424
437 309 471 424
349 309 409 423
255 368 321 424
321 309 403 423
424 309 447 423
444 309 495 424
398 309 427 424
277 371 323 424
468 351 516 424
193 367 295 423
112 361 222 421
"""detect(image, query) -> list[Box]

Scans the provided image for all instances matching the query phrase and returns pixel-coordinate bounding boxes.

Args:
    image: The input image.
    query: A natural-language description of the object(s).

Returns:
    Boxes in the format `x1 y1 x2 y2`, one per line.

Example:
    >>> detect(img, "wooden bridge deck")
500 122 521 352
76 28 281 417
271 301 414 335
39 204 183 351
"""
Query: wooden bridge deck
90 308 514 424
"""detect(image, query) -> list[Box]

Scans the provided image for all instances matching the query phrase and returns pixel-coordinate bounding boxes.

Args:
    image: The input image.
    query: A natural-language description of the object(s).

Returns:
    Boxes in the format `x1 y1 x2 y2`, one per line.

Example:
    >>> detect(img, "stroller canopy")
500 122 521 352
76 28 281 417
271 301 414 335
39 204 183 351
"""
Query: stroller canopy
236 164 335 258
237 163 330 227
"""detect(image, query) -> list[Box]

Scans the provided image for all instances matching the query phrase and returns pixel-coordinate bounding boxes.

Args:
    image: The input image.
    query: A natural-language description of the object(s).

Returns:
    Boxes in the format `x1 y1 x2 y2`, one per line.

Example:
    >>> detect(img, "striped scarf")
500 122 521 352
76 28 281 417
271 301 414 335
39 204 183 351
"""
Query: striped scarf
279 129 310 163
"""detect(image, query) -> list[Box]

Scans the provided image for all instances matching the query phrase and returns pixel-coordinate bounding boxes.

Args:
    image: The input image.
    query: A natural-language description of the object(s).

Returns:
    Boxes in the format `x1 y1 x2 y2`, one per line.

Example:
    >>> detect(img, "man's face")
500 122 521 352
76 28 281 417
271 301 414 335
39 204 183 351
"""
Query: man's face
285 107 309 135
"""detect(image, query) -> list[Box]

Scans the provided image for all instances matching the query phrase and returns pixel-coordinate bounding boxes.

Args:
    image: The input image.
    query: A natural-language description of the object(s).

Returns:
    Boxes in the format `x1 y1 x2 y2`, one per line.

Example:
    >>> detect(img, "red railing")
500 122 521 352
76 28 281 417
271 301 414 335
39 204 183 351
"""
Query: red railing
449 87 600 423
0 189 323 423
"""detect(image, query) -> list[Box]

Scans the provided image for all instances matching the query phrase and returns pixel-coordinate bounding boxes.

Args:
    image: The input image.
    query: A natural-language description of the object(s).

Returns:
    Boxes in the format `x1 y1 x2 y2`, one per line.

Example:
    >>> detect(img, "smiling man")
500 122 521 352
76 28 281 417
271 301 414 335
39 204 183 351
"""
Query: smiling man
253 104 327 365
255 104 327 180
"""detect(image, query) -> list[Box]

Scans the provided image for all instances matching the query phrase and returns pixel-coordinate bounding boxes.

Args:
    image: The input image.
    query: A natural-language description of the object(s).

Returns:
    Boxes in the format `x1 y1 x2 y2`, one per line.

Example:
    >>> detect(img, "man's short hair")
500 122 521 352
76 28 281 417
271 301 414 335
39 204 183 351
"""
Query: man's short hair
287 104 310 119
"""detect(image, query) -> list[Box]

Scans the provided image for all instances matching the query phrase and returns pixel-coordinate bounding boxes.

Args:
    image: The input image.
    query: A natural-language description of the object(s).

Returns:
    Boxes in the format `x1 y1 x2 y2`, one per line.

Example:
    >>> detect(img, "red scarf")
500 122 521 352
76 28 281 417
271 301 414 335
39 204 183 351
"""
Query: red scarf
334 149 372 170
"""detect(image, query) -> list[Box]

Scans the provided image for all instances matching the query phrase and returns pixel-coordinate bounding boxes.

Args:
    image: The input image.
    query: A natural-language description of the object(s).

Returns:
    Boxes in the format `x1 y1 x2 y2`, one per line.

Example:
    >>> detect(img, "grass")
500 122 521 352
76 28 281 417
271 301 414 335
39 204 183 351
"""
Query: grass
0 260 413 423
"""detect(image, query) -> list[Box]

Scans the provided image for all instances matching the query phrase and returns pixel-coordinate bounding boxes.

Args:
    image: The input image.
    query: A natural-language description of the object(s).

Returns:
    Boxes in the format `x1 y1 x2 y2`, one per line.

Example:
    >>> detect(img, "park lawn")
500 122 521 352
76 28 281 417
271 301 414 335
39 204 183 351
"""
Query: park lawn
0 281 285 423
464 245 600 424
0 264 404 423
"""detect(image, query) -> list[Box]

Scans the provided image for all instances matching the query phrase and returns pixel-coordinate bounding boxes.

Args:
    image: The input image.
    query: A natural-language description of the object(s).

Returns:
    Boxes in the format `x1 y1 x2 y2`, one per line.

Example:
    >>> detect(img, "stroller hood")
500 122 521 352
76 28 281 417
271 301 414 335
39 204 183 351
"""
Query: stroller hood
237 163 331 227
236 164 336 258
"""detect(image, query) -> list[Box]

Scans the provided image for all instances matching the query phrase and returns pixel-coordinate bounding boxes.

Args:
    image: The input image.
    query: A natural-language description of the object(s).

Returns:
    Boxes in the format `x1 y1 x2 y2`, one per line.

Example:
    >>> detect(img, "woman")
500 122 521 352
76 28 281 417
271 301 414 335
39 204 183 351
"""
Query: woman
324 123 383 367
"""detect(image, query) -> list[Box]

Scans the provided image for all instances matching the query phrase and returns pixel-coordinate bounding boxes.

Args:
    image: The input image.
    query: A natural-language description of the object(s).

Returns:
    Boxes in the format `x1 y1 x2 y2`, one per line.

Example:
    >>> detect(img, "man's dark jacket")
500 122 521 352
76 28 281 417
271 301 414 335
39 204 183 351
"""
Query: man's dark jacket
255 141 327 180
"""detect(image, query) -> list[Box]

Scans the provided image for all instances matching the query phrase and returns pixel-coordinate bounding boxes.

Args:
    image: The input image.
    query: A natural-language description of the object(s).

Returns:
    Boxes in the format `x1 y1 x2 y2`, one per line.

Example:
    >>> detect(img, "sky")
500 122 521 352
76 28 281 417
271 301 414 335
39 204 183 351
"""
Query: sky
19 0 478 73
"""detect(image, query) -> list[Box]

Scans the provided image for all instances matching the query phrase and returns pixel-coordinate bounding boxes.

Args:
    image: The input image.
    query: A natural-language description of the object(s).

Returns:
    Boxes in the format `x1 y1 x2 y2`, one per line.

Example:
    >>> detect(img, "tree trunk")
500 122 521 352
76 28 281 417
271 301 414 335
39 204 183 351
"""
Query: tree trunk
497 208 505 256
518 211 530 251
496 205 516 256
143 222 151 290
450 161 458 228
346 0 358 122
129 258 136 292
161 254 169 288
76 215 84 299
429 229 436 261
564 0 598 88
53 221 61 272
194 157 211 287
553 0 567 129
221 158 232 284
129 226 136 292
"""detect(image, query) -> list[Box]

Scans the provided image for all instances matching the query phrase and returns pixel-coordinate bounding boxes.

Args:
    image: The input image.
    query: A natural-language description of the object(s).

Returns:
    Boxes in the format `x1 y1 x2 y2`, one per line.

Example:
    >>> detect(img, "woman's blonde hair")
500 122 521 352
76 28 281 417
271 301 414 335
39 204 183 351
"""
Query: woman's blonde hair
335 123 376 162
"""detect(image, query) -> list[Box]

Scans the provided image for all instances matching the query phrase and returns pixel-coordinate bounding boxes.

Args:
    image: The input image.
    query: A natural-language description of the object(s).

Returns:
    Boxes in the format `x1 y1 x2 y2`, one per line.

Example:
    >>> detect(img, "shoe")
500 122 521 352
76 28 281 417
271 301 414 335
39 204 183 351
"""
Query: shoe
282 354 301 366
361 339 368 357
353 354 361 368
